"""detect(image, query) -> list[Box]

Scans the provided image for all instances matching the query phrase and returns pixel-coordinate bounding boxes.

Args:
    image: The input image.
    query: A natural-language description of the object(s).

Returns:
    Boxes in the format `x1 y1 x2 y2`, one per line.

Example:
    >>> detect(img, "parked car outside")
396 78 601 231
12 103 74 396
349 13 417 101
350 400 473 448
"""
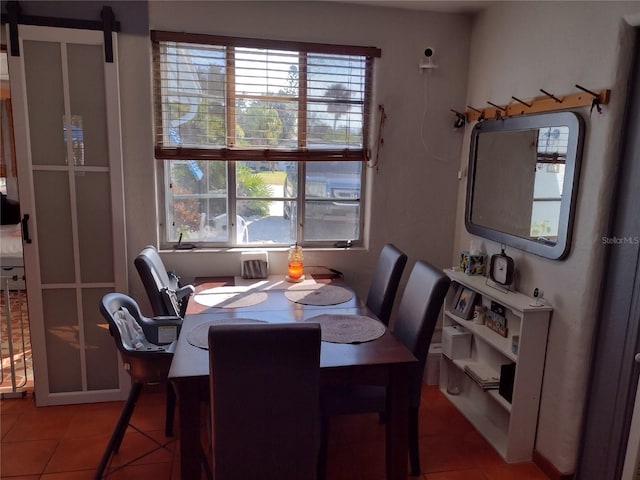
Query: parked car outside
283 161 361 241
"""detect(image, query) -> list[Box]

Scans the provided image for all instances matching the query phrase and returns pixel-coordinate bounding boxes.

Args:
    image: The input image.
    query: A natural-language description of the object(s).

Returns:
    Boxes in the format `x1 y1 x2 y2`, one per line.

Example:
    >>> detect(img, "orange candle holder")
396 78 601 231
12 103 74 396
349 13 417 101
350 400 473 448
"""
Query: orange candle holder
287 261 304 280
286 243 304 282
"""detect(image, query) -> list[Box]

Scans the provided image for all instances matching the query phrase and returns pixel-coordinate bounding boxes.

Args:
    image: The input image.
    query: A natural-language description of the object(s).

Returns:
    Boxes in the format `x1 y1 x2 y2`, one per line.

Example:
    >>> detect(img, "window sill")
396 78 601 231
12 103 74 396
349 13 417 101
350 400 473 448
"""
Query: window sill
160 245 365 254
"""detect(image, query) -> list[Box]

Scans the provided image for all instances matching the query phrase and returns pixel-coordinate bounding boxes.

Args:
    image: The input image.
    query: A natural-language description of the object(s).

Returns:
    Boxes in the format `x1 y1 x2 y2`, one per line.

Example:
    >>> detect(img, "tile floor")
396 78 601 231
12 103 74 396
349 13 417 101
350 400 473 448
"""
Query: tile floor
0 384 550 479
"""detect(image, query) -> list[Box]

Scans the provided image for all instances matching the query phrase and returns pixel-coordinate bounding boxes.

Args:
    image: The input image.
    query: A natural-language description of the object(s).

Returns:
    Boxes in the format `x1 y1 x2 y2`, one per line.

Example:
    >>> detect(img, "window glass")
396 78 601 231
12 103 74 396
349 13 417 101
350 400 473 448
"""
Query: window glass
302 161 362 242
166 160 228 242
153 33 376 247
307 54 365 148
530 126 569 239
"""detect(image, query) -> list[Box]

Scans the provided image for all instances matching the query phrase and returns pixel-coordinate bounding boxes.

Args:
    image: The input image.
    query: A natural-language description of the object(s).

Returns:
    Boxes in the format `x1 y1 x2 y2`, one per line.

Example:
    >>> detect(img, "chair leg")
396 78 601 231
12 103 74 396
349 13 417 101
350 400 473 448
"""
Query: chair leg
408 406 420 476
95 382 143 479
378 411 387 424
317 414 329 480
165 382 175 437
201 442 213 480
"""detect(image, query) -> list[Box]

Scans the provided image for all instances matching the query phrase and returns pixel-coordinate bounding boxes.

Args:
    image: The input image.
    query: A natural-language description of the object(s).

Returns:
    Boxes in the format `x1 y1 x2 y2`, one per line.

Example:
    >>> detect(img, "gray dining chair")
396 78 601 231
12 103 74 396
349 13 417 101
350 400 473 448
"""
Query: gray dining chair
208 322 322 480
134 245 194 317
319 260 450 477
366 243 408 326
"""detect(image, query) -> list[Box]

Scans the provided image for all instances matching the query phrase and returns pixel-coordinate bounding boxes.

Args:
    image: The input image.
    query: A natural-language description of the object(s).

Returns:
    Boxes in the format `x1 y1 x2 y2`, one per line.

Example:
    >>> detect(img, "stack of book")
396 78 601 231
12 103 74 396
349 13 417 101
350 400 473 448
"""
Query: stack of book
464 362 500 389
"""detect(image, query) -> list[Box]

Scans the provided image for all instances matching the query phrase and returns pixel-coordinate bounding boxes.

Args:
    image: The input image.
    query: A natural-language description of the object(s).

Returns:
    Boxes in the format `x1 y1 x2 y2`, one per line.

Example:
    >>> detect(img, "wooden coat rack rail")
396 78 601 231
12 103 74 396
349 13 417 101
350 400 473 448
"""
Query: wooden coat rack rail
454 85 610 122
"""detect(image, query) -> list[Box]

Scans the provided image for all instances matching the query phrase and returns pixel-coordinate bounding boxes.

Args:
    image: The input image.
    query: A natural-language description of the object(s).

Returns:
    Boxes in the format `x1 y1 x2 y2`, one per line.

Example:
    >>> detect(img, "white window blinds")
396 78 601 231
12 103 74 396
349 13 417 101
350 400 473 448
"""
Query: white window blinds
151 31 380 162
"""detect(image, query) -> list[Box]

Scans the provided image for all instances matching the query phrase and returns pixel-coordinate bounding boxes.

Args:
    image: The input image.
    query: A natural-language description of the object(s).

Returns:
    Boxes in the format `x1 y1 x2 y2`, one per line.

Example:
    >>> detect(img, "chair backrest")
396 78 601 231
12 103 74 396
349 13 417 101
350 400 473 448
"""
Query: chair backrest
99 292 175 384
366 243 408 326
134 245 182 317
393 260 450 406
208 323 322 480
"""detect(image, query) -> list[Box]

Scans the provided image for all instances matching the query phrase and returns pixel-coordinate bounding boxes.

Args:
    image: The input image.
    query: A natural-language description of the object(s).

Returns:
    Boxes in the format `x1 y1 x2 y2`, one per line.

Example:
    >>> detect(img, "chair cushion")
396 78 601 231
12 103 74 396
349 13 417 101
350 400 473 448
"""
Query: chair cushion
366 244 407 326
135 245 193 317
113 307 165 352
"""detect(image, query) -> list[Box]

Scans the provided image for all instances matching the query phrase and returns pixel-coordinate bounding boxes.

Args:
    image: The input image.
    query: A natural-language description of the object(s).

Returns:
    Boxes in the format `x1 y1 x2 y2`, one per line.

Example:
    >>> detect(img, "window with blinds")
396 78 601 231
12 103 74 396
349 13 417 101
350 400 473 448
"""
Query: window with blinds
152 31 380 161
150 32 380 248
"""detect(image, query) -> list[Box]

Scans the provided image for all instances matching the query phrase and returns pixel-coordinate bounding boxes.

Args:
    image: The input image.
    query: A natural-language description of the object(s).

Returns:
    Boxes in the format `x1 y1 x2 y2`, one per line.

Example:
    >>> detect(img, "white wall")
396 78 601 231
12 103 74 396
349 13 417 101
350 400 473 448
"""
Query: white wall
123 1 471 303
455 2 640 473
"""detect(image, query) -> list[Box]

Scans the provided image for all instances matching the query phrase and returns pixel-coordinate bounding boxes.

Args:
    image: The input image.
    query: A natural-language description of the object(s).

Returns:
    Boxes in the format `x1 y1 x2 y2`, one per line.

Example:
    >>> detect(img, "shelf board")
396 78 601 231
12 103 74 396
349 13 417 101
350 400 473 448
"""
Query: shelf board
452 358 471 370
440 386 508 457
451 358 511 413
488 389 512 413
444 269 552 314
445 311 517 362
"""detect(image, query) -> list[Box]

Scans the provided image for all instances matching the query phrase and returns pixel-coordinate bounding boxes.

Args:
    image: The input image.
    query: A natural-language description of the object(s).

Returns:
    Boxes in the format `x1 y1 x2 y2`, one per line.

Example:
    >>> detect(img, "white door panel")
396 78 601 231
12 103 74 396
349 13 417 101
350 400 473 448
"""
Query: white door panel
8 25 128 405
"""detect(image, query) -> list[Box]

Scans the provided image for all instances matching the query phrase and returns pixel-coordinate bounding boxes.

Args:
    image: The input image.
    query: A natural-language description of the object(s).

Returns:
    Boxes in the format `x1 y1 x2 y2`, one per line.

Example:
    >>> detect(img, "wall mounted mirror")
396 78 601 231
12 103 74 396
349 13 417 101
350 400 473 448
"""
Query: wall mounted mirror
465 111 585 260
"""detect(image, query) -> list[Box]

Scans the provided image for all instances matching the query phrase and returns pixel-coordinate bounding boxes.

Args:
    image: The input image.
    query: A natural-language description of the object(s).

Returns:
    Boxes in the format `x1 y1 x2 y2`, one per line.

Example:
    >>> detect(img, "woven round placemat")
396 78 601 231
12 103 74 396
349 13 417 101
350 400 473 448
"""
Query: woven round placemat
304 314 386 344
284 284 353 306
194 287 268 309
187 318 267 349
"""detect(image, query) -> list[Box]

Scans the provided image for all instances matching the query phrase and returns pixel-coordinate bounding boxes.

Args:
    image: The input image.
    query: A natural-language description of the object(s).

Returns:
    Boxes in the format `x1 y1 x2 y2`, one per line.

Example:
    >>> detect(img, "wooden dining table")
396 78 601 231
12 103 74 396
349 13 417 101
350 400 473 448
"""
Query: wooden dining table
168 274 417 480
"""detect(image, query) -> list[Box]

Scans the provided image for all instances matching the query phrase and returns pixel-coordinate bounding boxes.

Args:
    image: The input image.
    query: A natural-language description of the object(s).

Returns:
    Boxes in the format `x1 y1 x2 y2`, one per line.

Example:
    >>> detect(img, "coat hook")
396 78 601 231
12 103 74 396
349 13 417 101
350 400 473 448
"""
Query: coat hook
575 84 600 98
466 105 485 122
487 101 507 112
540 89 563 103
511 96 532 108
450 109 466 128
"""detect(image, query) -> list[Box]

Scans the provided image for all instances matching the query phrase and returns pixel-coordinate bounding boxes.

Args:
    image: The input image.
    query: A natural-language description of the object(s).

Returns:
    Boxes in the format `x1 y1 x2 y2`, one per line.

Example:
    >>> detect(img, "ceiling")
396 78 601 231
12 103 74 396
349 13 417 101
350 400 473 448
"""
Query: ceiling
332 0 493 14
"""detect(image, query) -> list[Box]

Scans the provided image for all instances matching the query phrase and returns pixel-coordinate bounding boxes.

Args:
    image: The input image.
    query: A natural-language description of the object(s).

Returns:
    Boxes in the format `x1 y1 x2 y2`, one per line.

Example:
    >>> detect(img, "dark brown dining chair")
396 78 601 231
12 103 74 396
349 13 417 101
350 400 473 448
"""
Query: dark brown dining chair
134 245 194 317
366 243 408 326
319 260 450 477
208 322 322 480
96 293 182 479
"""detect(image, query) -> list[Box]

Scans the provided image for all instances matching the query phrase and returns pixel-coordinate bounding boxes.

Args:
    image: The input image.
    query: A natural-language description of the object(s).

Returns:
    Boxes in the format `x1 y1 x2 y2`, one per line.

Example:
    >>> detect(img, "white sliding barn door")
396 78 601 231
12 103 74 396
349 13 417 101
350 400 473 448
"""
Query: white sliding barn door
8 25 128 405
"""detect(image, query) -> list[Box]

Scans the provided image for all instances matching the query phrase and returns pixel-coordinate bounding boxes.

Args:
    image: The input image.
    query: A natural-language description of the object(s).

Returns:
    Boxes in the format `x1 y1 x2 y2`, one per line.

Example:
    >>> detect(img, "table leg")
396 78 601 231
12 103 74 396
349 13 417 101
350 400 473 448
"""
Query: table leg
173 378 203 480
386 364 409 480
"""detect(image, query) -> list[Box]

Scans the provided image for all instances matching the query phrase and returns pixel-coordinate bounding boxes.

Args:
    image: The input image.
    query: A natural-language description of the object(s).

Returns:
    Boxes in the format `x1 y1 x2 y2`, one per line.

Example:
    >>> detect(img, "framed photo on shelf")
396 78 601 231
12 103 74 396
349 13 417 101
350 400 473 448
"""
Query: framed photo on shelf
485 301 509 337
452 286 478 320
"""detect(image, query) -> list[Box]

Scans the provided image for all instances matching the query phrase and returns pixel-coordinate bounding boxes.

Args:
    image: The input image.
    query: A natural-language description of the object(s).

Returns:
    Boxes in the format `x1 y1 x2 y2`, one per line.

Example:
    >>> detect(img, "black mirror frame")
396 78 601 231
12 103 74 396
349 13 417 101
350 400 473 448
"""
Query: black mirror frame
465 111 585 260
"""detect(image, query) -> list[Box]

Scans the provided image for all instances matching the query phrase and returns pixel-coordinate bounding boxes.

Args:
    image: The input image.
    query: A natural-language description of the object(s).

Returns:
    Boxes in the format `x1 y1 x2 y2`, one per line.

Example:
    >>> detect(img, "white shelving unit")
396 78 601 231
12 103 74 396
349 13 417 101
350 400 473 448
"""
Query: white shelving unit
439 269 552 462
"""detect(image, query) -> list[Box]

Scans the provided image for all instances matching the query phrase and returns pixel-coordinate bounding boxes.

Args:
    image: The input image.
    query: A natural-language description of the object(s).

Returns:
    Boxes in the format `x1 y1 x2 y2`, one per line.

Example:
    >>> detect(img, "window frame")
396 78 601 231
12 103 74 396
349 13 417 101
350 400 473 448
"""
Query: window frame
151 31 379 249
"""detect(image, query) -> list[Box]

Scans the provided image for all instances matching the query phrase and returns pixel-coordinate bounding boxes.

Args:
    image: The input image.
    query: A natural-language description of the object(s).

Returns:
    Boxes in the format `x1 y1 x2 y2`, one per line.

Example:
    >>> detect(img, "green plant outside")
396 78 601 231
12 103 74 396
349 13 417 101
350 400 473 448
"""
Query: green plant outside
530 219 552 237
237 165 272 217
